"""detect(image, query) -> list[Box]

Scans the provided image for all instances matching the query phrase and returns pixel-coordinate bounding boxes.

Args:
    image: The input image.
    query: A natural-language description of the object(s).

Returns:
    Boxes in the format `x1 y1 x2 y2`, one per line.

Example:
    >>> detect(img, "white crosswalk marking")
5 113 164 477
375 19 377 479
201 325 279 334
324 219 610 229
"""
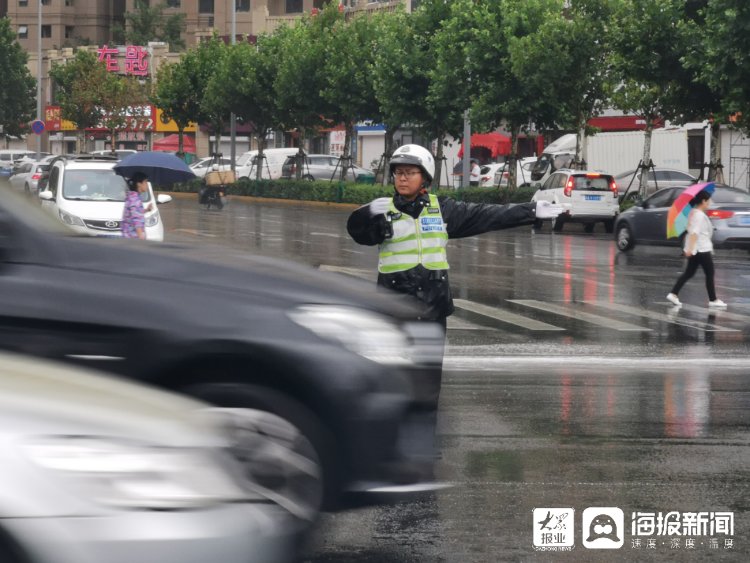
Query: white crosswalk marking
509 299 652 332
584 301 740 332
453 299 565 331
678 303 750 323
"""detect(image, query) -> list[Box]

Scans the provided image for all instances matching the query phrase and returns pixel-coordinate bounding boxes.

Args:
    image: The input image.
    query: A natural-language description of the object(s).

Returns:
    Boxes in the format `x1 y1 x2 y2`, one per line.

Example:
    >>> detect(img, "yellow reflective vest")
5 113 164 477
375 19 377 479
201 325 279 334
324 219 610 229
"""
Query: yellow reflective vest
378 194 449 274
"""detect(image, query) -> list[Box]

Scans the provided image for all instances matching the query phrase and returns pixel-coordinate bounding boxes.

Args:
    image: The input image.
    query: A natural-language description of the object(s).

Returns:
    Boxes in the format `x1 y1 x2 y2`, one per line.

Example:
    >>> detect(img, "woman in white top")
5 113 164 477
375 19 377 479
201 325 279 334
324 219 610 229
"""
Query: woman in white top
666 190 727 308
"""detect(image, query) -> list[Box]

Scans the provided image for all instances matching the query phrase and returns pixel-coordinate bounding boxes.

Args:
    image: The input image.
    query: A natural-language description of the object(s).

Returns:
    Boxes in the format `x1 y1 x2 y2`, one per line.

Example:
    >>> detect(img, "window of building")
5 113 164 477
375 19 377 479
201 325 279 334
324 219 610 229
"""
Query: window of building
166 0 180 7
286 0 303 13
19 0 28 7
236 0 250 11
199 0 214 13
41 25 52 38
42 0 51 5
65 0 75 6
18 25 28 39
65 26 74 39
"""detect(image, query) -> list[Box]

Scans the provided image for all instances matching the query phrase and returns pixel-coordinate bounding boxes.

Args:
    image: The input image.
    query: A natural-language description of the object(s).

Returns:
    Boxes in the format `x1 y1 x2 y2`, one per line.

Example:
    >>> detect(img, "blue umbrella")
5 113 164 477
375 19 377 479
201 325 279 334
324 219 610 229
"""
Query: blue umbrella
113 151 196 186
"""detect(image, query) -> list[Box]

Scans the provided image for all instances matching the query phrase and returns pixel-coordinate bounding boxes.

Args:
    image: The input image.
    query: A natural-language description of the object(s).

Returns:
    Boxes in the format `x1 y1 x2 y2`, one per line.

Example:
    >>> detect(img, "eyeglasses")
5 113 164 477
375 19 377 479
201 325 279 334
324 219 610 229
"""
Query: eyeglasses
393 169 421 179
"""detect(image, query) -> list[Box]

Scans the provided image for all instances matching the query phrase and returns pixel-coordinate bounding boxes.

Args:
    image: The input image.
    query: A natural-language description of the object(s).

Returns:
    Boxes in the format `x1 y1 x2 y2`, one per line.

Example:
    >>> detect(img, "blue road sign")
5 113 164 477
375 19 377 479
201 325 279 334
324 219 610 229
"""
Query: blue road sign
31 120 45 135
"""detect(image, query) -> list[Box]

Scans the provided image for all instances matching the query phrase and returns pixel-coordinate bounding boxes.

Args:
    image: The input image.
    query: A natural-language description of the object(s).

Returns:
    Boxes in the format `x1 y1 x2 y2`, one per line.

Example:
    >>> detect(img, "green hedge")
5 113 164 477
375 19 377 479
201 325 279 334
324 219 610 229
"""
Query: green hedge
170 178 536 206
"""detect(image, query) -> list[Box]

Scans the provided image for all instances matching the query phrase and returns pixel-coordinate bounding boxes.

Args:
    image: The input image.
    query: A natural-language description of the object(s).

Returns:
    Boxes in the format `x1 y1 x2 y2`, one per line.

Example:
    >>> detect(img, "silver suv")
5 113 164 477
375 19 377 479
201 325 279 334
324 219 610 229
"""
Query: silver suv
614 167 697 200
281 154 373 181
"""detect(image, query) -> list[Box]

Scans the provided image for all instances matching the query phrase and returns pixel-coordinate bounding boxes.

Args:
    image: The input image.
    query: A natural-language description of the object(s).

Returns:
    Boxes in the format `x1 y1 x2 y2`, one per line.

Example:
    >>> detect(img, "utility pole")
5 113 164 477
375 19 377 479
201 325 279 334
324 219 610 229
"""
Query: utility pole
461 110 471 188
230 0 237 171
36 0 42 159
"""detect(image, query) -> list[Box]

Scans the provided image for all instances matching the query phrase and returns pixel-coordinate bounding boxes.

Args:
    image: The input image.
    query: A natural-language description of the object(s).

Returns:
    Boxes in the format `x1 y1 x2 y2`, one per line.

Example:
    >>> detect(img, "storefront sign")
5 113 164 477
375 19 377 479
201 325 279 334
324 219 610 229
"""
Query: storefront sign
44 106 77 131
154 108 197 133
97 45 150 76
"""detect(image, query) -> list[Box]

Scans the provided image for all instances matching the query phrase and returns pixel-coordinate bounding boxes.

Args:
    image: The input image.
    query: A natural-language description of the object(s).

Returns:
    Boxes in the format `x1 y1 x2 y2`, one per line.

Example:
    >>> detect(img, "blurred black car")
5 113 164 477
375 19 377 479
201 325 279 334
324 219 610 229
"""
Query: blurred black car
614 184 750 252
0 191 445 525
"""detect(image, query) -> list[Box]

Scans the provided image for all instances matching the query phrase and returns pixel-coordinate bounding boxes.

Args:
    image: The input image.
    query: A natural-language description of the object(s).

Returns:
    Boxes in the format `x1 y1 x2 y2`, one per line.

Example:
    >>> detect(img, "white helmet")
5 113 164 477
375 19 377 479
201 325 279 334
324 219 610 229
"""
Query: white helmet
390 144 435 183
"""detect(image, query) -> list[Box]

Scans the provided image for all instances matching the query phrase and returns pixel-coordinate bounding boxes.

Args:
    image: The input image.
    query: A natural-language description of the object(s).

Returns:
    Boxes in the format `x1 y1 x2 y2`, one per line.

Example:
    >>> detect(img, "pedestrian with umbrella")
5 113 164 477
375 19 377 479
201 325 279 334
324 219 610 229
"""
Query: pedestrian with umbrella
666 182 727 308
114 151 196 241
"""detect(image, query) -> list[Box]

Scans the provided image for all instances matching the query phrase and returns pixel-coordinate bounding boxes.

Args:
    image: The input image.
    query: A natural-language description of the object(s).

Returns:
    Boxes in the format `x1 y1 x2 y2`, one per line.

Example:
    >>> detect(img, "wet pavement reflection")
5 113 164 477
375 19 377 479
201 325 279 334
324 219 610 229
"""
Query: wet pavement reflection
161 196 750 561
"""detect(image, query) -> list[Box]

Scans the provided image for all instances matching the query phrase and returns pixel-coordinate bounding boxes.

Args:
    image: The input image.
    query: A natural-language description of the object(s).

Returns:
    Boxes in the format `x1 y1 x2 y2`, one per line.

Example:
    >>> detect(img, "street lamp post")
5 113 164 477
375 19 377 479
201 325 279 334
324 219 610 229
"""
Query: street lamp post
229 0 236 170
36 0 42 159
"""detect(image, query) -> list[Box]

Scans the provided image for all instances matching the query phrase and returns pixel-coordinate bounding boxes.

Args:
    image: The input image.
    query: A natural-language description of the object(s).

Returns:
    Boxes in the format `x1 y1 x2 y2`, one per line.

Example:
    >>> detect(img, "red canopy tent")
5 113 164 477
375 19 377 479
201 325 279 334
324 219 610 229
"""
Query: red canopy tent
457 132 511 159
152 133 196 154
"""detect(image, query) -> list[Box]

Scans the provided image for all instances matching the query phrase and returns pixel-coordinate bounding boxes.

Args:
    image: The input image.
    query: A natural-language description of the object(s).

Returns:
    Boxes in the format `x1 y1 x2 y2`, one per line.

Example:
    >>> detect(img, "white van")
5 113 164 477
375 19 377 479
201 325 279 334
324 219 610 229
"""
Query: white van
236 148 300 180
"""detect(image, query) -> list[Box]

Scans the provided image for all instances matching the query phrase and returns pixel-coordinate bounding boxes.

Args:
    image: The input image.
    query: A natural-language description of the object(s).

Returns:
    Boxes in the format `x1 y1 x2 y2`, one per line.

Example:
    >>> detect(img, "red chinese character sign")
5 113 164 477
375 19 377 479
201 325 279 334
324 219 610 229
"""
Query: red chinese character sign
97 45 150 77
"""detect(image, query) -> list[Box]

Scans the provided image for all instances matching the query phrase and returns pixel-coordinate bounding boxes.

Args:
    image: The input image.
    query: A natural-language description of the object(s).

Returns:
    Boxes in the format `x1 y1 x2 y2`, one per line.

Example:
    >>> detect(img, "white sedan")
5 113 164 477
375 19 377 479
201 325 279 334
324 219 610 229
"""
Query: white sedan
191 157 235 179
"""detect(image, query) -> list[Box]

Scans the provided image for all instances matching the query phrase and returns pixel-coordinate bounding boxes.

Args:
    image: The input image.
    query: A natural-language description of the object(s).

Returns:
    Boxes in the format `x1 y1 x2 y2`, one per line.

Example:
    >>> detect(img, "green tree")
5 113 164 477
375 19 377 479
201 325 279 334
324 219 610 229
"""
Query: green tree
151 60 196 156
49 50 110 153
371 10 414 184
114 1 186 51
189 37 230 156
99 75 149 154
607 0 692 195
207 35 283 180
0 17 36 142
322 11 383 180
274 7 340 174
687 0 749 178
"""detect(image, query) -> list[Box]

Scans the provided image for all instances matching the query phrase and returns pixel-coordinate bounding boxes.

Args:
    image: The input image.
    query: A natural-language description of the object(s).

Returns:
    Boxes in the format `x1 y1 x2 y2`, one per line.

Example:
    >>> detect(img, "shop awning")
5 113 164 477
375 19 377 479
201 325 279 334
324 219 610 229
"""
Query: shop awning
152 133 196 153
457 133 511 159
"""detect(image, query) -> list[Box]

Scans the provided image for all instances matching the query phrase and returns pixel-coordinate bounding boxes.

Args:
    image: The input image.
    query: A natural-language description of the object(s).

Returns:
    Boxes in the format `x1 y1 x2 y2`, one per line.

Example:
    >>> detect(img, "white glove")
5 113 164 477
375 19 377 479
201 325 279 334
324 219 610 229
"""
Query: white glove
534 200 567 219
369 197 391 217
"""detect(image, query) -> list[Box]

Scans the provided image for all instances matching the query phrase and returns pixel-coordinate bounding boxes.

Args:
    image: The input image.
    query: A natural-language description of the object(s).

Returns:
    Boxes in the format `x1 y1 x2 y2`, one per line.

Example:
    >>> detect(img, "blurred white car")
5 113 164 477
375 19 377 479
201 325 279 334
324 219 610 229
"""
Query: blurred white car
478 163 505 187
8 159 52 195
191 156 235 179
494 156 537 187
0 353 299 563
38 155 172 241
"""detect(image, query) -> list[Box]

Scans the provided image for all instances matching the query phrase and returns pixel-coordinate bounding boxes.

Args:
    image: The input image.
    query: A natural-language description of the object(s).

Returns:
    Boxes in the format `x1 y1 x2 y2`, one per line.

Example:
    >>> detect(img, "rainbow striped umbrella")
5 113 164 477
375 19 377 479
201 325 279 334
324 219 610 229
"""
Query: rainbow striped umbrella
666 182 715 238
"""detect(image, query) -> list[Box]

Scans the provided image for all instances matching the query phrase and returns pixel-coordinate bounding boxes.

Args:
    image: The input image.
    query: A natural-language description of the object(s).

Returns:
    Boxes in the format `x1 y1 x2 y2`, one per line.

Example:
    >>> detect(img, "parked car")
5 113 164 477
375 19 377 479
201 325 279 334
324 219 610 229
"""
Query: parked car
531 169 620 232
0 352 299 563
281 153 373 181
477 163 505 187
0 189 445 526
9 160 51 195
191 156 235 179
614 167 697 200
236 148 300 180
38 155 172 241
493 156 537 187
614 184 750 252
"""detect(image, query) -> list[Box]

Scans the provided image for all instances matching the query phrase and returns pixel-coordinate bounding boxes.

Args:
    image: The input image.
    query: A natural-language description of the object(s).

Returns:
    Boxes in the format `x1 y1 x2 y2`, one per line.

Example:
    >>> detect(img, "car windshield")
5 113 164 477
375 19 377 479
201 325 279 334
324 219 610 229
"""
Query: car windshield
236 153 254 166
532 155 551 176
62 169 151 202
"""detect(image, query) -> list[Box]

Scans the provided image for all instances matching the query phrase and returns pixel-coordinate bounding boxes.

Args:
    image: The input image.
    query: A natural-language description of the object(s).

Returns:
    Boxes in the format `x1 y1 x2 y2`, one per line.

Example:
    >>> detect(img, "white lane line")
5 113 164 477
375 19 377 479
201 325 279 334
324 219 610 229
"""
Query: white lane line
447 316 492 331
454 299 565 331
584 301 740 332
529 269 615 288
509 299 651 332
445 356 750 370
678 303 750 323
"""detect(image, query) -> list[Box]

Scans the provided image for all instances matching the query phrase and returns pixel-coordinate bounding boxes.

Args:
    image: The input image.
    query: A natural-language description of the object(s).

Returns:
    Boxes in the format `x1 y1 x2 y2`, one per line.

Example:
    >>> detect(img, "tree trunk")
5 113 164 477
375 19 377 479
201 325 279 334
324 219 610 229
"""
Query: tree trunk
257 133 267 181
381 127 396 186
639 118 654 197
576 117 586 169
709 121 721 182
177 127 184 157
341 121 353 182
433 133 445 189
508 125 521 190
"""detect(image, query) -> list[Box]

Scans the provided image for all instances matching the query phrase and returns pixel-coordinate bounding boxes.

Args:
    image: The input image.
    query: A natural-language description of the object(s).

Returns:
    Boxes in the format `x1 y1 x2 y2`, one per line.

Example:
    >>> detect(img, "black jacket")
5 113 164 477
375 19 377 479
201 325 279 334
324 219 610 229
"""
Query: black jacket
347 193 537 320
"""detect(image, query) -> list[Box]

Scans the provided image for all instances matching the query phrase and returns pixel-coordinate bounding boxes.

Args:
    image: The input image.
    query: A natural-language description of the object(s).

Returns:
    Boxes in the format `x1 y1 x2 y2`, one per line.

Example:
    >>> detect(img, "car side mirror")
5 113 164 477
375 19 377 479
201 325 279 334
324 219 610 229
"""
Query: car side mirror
157 194 172 204
38 190 53 200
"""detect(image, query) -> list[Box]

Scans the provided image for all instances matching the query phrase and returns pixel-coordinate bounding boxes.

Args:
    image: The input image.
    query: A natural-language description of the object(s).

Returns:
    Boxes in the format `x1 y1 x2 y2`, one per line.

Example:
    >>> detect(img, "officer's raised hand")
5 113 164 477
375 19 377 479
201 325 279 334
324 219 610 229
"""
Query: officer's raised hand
369 197 391 216
534 200 568 220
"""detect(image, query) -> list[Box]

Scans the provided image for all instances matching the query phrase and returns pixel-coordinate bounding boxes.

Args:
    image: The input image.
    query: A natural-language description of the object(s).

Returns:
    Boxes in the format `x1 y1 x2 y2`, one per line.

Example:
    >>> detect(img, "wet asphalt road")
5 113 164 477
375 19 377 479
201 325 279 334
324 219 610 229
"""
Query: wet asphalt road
161 195 750 562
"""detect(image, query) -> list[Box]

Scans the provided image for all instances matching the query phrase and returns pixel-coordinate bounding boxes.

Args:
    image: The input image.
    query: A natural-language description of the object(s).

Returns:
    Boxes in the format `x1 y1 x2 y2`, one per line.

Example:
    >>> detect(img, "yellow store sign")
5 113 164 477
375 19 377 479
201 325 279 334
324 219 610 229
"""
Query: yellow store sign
154 108 197 133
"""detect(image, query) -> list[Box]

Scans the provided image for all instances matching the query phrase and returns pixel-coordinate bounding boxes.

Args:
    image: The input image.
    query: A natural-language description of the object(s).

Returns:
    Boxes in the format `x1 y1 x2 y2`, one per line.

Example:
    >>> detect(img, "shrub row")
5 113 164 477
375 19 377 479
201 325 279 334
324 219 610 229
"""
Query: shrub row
169 177 536 206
